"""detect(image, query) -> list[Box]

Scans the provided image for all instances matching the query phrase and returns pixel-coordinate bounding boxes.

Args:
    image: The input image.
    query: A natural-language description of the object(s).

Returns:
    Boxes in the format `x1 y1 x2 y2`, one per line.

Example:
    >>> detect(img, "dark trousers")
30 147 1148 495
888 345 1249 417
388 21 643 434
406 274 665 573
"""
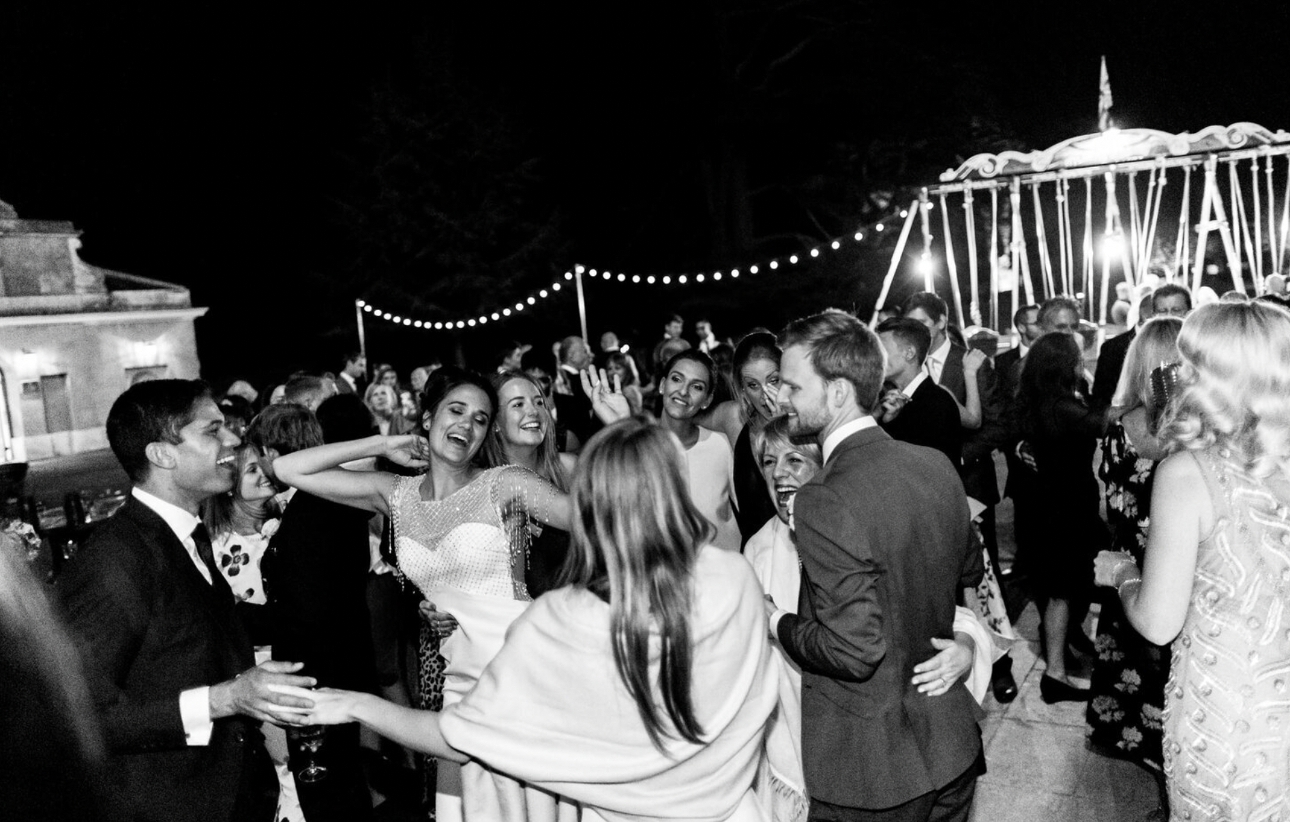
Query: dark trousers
289 722 373 822
808 757 980 822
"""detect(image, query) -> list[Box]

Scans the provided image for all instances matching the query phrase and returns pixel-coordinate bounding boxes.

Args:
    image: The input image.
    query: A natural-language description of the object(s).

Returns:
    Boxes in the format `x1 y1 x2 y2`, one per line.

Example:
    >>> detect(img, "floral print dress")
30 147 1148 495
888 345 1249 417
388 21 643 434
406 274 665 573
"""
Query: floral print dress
1087 420 1168 769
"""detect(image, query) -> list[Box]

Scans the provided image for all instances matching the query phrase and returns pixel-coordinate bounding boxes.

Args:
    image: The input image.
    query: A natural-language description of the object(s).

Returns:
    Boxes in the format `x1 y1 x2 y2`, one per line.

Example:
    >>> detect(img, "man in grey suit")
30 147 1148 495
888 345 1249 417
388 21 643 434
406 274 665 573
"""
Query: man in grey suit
773 310 985 821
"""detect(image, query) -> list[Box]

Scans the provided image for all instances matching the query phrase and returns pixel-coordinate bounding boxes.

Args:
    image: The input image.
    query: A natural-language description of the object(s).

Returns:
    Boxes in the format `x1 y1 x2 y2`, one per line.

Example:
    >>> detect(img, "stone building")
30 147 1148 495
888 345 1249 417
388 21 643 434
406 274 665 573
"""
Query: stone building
0 198 205 461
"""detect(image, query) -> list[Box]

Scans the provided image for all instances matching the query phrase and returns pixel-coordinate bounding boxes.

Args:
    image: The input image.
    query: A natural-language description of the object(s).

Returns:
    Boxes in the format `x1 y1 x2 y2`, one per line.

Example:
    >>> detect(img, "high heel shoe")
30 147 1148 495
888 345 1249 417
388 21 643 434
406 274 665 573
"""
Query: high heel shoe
1040 674 1090 704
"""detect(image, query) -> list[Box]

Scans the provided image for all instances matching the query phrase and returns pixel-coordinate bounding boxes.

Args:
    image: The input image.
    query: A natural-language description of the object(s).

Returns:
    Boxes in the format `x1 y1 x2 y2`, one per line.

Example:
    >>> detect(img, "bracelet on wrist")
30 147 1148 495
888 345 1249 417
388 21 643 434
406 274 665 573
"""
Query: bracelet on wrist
1117 576 1143 596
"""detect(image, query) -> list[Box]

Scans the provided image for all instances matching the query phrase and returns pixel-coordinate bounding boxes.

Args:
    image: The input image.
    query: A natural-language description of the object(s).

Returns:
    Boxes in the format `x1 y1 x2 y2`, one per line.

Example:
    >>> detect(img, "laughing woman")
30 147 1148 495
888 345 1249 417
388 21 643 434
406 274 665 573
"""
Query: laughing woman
273 366 574 822
483 370 578 596
296 419 781 821
656 350 742 551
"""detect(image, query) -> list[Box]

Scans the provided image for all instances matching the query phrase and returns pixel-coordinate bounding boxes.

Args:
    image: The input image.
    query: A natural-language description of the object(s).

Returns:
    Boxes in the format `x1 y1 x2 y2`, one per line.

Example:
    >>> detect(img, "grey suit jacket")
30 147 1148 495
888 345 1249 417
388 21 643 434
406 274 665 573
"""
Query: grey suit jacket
776 426 984 809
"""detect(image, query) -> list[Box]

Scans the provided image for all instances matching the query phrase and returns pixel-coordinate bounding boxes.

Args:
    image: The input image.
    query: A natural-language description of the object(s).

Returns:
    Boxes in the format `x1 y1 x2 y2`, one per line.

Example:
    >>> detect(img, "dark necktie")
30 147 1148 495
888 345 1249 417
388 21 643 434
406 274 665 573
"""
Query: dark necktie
191 523 221 585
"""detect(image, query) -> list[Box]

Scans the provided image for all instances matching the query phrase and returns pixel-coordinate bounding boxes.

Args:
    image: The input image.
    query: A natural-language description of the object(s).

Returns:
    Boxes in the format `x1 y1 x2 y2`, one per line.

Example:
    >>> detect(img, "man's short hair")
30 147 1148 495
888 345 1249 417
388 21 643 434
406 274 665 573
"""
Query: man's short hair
778 309 885 413
1152 283 1193 312
282 375 331 408
245 403 323 458
665 313 683 326
902 291 948 323
107 379 213 483
558 336 586 364
342 351 364 367
1013 304 1039 330
1038 296 1082 327
876 317 932 367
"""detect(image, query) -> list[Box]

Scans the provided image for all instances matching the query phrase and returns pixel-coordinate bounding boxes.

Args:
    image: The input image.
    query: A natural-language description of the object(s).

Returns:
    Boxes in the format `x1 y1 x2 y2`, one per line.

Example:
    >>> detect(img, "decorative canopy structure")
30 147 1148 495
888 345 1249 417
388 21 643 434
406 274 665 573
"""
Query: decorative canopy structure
874 123 1290 332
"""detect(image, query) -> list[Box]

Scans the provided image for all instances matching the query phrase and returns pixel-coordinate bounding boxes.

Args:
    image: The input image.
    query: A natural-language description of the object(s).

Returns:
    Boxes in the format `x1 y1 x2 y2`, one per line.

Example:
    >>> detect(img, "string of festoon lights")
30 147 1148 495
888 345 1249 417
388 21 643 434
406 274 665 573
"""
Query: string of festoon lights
356 207 918 331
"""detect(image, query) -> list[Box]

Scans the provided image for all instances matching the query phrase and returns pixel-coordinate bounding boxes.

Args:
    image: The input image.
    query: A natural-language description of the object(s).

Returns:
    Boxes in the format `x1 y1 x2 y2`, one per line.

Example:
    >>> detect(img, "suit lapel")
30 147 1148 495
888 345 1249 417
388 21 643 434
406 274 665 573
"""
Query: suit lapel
121 498 240 626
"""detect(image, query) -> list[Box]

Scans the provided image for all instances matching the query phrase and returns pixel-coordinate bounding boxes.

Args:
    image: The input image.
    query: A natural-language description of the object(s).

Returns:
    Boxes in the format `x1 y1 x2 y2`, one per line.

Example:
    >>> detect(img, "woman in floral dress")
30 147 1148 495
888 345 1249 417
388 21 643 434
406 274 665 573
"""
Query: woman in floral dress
1087 319 1181 784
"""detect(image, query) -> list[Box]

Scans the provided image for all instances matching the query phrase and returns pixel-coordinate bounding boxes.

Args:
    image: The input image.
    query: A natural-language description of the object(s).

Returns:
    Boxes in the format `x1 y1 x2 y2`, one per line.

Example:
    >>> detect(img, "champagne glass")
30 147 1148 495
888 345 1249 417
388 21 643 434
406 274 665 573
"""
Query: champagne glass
292 725 328 783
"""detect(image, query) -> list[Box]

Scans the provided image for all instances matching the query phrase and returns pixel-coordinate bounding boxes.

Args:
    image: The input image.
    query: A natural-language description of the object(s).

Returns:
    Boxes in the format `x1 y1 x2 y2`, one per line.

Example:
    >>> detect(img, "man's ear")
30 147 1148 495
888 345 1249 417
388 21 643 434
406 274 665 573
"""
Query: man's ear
144 441 177 471
826 378 852 411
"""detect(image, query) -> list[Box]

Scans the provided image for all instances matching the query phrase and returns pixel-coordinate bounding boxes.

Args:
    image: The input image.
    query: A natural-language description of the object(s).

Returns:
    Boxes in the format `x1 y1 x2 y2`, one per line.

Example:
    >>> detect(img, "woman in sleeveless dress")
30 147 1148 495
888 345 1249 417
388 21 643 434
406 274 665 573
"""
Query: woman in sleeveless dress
295 418 781 821
1087 318 1181 802
274 366 575 822
1096 302 1290 821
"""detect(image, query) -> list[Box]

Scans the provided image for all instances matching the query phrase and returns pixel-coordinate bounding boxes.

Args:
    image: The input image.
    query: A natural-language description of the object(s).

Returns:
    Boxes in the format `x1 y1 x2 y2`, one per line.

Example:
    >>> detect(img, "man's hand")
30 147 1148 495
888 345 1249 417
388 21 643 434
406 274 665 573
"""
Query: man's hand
210 661 316 725
878 389 908 424
963 348 987 377
911 634 974 696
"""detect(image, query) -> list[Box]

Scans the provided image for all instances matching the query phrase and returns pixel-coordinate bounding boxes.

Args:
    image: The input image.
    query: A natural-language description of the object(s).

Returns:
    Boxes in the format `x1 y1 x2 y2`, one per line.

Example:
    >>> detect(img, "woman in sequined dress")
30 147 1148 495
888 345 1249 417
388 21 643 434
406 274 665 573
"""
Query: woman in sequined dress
1087 318 1180 807
1096 302 1290 822
274 365 576 822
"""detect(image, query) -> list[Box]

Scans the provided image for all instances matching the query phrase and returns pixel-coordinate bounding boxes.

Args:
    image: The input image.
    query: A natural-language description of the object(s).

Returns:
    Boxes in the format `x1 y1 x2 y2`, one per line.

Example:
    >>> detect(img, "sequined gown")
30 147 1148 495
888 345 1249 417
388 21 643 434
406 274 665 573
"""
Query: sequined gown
1165 449 1290 822
389 467 572 822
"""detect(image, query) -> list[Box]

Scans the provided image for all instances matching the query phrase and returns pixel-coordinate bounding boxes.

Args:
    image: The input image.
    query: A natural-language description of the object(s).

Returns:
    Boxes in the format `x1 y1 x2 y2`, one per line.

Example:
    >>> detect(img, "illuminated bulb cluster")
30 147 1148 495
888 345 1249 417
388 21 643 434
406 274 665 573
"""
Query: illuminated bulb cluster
355 211 903 329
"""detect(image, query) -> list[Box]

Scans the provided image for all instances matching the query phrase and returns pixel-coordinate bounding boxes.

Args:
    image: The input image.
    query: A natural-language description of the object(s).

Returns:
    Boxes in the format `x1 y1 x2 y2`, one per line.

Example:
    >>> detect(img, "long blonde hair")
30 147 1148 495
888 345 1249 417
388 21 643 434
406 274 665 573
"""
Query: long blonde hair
1111 316 1183 414
563 418 715 750
1161 301 1290 476
484 371 567 492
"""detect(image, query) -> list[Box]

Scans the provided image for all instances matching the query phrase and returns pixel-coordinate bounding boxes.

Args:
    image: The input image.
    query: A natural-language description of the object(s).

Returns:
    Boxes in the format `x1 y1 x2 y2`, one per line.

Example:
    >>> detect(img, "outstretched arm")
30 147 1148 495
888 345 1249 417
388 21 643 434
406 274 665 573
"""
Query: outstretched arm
273 435 428 517
496 466 573 533
291 687 468 764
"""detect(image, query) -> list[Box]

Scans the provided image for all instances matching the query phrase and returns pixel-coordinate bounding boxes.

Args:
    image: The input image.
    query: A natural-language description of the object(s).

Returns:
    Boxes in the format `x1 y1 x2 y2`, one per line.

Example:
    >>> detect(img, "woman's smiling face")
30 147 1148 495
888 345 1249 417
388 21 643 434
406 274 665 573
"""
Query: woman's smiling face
661 358 713 421
425 385 493 464
760 440 820 523
495 377 548 449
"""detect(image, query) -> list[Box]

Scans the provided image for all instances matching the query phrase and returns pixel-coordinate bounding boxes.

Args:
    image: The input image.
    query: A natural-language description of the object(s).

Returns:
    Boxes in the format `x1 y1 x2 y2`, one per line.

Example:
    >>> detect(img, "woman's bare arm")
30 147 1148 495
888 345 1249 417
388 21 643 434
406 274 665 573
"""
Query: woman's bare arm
272 435 427 517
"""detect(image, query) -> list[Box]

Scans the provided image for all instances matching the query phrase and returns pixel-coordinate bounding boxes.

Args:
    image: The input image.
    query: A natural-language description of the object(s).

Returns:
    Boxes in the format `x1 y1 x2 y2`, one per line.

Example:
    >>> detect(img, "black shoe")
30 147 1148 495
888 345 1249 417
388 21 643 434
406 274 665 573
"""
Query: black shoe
991 660 1018 703
1040 674 1090 704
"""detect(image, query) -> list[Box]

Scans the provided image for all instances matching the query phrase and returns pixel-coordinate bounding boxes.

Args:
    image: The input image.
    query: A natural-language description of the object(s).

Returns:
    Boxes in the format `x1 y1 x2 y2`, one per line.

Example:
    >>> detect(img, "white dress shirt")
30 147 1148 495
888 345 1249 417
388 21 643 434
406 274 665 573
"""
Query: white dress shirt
924 337 951 384
901 371 929 400
131 486 216 746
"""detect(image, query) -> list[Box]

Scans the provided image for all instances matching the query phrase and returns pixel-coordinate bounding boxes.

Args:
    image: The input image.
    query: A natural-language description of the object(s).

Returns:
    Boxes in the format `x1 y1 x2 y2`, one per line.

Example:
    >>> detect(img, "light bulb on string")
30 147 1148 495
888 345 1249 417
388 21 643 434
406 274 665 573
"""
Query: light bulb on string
662 276 671 284
696 274 705 283
647 276 655 284
552 283 561 291
632 275 640 283
810 248 820 258
678 275 687 284
789 255 798 264
770 261 778 269
831 241 840 250
855 232 863 241
876 224 885 232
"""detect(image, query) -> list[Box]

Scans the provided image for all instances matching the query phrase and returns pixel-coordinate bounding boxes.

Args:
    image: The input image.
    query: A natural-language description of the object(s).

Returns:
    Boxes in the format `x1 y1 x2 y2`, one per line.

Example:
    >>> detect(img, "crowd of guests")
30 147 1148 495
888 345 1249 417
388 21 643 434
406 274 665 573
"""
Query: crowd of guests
6 280 1290 822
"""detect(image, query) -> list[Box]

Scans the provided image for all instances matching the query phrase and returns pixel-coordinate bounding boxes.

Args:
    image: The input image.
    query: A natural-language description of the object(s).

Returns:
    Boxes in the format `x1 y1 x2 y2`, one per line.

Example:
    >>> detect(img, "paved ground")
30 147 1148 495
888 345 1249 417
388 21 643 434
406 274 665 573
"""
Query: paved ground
25 449 1162 819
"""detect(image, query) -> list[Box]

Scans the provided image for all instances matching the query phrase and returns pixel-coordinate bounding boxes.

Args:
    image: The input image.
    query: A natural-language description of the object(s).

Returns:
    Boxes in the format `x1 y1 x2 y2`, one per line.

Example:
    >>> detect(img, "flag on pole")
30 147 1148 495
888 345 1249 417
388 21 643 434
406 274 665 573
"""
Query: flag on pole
1098 56 1113 132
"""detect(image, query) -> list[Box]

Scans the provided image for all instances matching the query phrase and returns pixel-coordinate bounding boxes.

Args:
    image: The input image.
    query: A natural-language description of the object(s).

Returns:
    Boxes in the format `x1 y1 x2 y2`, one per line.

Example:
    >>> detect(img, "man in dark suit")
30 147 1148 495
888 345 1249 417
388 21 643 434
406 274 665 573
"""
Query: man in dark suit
875 317 962 467
904 291 1016 702
774 310 985 821
249 400 378 822
553 335 600 448
58 380 315 822
336 351 367 396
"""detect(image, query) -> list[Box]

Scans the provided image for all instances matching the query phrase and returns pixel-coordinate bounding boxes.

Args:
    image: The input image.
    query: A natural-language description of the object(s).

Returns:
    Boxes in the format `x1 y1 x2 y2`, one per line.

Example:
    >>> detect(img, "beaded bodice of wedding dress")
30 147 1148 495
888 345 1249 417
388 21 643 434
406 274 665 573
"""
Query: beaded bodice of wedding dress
389 467 530 602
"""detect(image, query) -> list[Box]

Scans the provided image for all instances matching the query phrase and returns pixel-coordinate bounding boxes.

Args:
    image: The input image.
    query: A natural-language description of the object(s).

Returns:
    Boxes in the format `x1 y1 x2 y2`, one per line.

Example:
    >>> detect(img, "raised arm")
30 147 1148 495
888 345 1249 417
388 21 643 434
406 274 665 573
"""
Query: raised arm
950 349 986 430
272 435 429 517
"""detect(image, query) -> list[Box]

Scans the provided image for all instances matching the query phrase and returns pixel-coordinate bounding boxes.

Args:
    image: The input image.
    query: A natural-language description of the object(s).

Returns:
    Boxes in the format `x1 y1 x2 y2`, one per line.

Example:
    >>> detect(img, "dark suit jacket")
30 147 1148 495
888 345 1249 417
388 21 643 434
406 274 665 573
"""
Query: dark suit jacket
880 377 962 468
266 491 377 694
995 346 1027 499
554 366 601 447
776 426 984 809
938 344 1006 505
58 497 270 822
1091 328 1135 413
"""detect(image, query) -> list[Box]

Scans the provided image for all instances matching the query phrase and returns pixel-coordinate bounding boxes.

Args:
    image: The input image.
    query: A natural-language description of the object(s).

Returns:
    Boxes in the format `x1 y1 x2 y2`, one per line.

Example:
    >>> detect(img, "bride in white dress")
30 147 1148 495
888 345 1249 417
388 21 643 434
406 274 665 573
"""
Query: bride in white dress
274 366 574 821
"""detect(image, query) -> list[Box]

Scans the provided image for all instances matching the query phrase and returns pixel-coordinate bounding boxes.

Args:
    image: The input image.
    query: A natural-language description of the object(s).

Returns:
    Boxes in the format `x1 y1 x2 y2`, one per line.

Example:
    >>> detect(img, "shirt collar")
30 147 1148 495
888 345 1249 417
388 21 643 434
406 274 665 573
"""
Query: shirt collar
902 370 929 398
822 416 878 464
132 486 202 544
927 336 951 365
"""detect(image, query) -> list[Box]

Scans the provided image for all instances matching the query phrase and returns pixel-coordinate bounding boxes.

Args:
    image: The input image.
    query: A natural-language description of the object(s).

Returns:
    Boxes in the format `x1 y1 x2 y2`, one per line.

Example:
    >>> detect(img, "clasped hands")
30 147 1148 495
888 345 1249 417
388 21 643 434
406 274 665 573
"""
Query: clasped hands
210 660 316 726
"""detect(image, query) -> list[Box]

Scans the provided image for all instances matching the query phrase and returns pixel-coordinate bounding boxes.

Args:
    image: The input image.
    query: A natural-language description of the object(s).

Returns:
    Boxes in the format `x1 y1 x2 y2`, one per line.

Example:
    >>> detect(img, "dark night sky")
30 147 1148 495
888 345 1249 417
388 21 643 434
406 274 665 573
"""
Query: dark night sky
2 1 1289 387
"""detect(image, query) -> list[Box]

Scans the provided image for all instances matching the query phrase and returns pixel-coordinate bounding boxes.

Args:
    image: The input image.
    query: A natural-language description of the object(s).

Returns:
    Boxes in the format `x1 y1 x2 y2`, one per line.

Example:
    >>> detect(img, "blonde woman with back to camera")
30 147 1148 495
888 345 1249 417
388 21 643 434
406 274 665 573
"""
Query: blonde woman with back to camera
1095 301 1290 822
291 418 780 821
